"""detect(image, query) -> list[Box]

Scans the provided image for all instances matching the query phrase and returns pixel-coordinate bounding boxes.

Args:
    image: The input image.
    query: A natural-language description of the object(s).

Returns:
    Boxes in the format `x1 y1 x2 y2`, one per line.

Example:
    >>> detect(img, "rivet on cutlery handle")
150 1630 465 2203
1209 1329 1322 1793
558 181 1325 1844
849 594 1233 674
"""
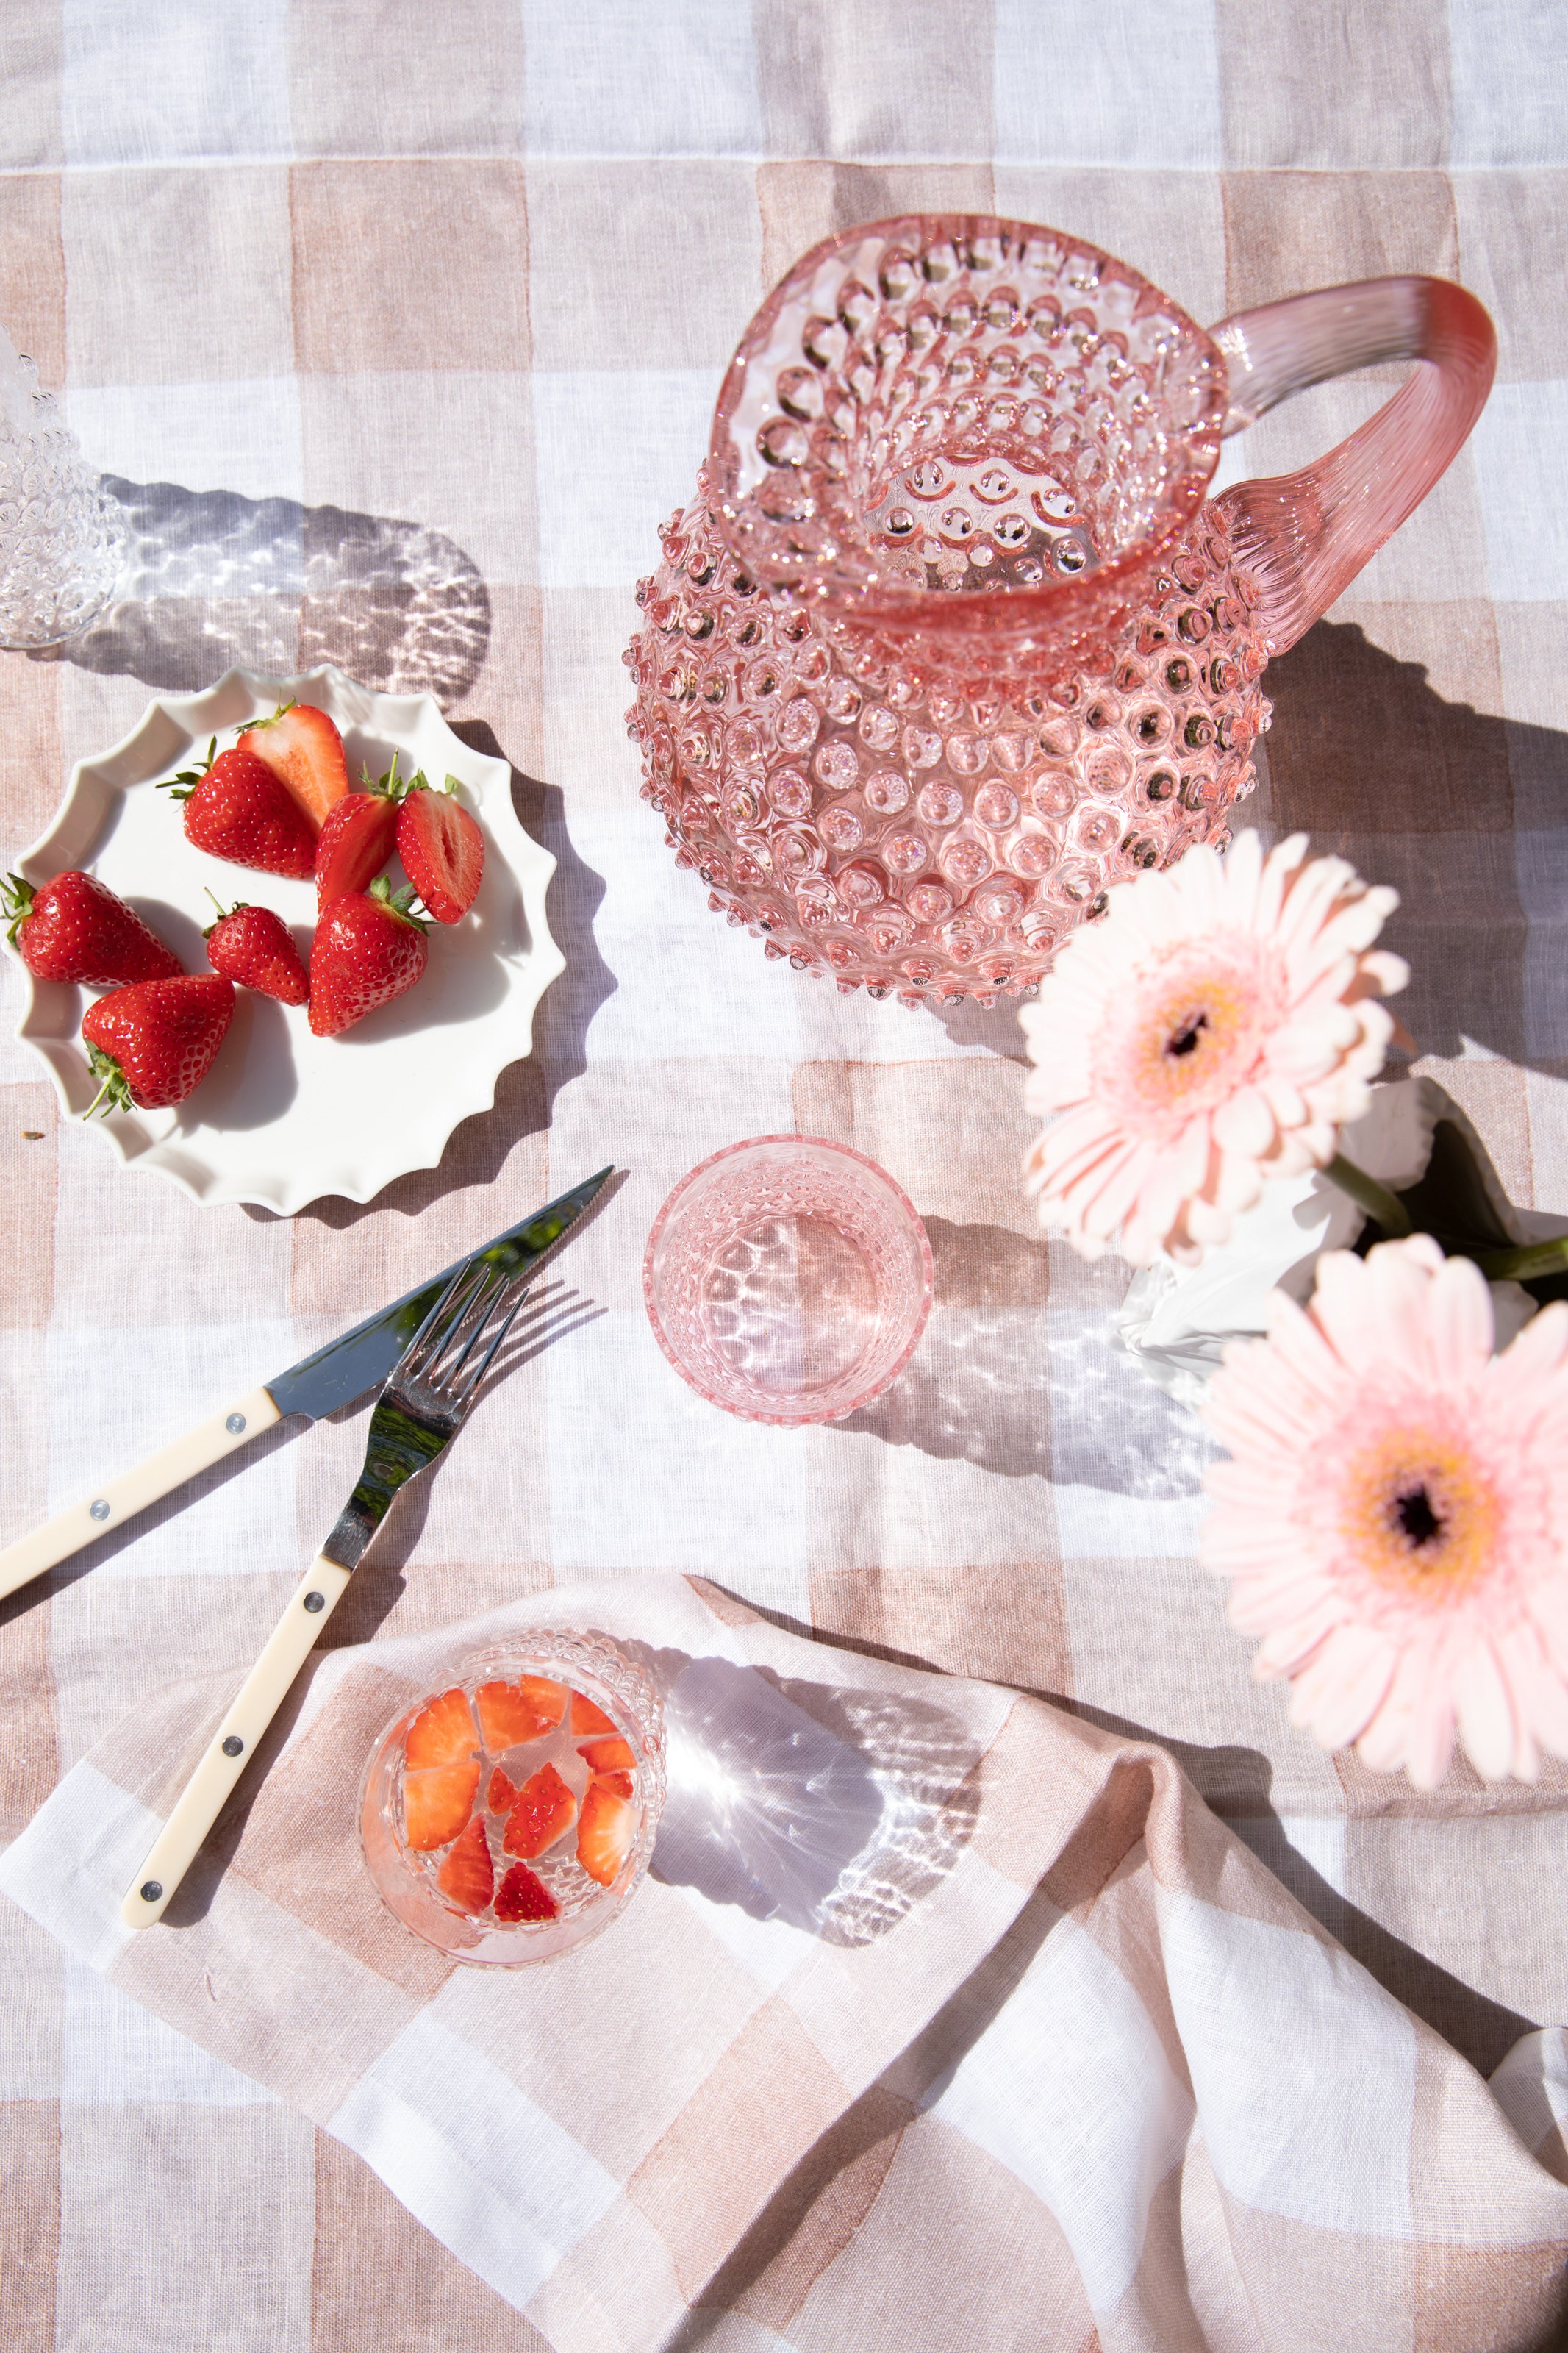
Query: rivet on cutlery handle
121 1554 351 1929
0 1386 282 1607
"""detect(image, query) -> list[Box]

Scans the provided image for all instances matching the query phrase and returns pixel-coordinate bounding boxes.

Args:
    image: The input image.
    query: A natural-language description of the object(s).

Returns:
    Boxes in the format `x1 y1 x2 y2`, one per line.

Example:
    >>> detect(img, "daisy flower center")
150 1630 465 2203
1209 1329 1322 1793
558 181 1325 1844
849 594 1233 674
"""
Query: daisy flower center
1336 1423 1500 1604
1105 935 1281 1126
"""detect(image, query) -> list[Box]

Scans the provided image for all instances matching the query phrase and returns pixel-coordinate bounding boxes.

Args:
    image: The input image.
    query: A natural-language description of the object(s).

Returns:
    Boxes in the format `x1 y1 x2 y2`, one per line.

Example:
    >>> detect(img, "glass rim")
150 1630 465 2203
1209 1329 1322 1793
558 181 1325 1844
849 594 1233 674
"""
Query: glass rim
705 210 1227 629
642 1132 935 1426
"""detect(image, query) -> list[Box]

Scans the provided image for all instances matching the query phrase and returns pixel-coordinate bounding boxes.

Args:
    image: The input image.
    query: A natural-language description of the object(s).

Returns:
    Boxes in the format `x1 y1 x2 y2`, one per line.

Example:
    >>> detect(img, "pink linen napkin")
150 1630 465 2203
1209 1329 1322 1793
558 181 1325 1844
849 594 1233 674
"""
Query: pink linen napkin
1 1574 1563 2352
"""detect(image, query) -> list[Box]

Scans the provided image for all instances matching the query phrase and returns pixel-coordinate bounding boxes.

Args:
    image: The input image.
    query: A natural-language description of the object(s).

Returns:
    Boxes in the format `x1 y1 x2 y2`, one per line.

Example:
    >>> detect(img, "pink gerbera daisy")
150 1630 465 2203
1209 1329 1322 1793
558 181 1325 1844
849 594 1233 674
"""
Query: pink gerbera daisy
1200 1236 1568 1789
1020 832 1408 1265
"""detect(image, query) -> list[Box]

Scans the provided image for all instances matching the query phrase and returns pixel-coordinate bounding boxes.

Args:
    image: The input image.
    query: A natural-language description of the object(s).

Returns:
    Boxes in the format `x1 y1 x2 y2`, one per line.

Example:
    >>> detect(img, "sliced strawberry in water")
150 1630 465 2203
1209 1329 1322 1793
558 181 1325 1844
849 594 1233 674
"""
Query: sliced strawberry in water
395 781 484 923
501 1761 576 1860
405 1688 476 1768
315 790 398 908
435 1813 493 1914
569 1690 616 1738
577 1780 637 1888
475 1676 565 1749
487 1764 520 1814
404 1759 480 1852
591 1769 634 1802
578 1735 635 1775
494 1863 557 1924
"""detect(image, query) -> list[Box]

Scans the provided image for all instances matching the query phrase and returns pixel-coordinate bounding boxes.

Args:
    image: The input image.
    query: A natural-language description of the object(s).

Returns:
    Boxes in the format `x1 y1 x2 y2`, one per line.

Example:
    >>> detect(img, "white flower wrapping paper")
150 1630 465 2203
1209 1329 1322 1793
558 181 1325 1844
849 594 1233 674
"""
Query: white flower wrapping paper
1112 1077 1561 1407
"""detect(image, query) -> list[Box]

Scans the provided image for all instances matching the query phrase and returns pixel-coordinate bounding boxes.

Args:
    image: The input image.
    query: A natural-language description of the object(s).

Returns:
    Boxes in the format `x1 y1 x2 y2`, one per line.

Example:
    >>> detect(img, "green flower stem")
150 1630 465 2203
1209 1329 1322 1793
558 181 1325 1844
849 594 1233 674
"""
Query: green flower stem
1325 1152 1413 1240
1475 1235 1568 1284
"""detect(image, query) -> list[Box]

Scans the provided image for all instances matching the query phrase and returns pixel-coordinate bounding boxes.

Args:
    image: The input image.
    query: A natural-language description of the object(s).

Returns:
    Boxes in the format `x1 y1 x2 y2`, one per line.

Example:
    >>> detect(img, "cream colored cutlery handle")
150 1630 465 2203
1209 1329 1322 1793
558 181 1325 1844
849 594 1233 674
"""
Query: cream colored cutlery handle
0 1385 282 1605
121 1554 353 1929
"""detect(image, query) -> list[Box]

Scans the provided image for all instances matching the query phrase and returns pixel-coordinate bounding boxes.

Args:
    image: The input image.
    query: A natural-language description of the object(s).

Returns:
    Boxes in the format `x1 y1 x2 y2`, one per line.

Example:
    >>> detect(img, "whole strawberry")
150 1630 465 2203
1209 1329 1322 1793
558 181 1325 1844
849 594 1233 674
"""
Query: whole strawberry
308 876 429 1038
82 975 235 1113
161 736 316 879
395 771 484 924
203 897 309 1005
3 869 182 988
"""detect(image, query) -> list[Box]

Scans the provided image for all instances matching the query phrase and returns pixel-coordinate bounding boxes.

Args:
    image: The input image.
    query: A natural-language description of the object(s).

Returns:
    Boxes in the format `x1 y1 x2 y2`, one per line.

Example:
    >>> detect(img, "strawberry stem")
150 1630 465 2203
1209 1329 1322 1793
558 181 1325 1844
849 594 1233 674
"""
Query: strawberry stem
240 699 298 737
83 1045 134 1119
201 888 247 939
161 735 217 800
358 750 410 800
2 872 37 946
367 873 430 933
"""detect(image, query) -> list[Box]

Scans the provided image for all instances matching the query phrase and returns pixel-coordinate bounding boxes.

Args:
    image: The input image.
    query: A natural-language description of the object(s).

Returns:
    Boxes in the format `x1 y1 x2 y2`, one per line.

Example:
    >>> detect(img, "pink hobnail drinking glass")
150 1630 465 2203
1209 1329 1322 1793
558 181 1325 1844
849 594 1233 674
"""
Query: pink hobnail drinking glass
359 1631 665 1966
625 215 1494 1007
644 1135 933 1425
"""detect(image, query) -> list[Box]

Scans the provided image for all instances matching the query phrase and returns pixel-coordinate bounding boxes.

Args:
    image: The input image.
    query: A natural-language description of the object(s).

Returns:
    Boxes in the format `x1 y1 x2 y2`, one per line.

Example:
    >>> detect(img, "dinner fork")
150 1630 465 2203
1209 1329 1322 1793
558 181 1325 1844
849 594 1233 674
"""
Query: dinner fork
122 1255 533 1929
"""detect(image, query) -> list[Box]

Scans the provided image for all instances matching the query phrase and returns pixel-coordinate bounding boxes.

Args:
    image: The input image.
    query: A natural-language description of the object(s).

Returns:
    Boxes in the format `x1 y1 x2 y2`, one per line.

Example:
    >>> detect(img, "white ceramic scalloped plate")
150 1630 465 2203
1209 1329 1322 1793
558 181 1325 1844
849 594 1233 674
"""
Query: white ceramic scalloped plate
13 665 564 1213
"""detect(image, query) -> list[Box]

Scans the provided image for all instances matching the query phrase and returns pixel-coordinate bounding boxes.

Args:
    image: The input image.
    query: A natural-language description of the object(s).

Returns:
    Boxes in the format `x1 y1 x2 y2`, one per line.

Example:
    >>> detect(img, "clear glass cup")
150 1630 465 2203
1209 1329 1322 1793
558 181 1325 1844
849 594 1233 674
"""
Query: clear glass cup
359 1630 665 1965
0 325 124 650
643 1134 933 1424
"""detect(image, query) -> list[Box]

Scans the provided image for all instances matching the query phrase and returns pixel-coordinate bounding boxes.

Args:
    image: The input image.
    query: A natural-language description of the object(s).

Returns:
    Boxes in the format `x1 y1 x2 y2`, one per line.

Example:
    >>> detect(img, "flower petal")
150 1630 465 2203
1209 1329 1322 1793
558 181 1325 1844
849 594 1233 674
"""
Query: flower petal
1453 1641 1517 1782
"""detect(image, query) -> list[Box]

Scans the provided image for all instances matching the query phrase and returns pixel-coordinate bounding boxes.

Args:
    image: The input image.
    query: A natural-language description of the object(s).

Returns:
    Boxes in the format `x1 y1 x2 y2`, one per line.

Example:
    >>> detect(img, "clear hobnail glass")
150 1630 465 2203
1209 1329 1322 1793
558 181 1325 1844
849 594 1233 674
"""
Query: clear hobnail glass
643 1135 933 1425
625 215 1494 1006
0 327 124 650
359 1631 665 1966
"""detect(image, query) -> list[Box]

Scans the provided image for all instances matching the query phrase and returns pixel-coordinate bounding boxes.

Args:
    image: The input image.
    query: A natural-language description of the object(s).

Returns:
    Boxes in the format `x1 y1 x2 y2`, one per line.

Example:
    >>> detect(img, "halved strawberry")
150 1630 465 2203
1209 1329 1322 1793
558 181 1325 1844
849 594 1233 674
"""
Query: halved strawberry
435 1813 493 1914
405 1688 476 1768
576 1780 637 1888
476 1676 566 1749
241 701 350 829
569 1690 616 1738
578 1735 634 1775
395 774 484 924
591 1769 634 1802
495 1862 558 1924
404 1760 480 1852
501 1761 576 1860
487 1765 520 1815
315 788 398 910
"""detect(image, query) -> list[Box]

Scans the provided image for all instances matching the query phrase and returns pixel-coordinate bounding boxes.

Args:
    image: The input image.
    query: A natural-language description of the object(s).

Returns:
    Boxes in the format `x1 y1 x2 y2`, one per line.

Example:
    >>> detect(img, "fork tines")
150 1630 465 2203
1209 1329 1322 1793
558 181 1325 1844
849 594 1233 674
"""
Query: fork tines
399 1257 531 1408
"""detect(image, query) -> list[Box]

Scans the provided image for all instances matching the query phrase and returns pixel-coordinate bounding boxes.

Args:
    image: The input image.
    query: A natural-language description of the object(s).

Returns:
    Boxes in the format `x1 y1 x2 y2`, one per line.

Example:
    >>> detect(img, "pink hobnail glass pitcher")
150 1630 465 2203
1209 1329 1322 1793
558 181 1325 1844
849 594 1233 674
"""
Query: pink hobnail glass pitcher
625 216 1494 1007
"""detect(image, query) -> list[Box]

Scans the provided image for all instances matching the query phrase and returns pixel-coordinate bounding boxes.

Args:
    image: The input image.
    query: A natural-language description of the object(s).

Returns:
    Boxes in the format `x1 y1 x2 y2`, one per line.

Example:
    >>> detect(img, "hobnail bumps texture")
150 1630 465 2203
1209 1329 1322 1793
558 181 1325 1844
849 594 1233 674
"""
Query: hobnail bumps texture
0 354 124 649
705 216 1228 671
624 489 1271 1004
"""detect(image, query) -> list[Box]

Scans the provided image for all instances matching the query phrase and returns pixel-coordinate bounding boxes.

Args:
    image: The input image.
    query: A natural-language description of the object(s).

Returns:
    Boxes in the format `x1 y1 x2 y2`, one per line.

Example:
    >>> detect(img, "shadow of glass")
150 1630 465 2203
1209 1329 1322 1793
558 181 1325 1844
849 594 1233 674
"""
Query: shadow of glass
927 990 1031 1059
32 477 490 704
837 1215 1214 1498
649 1653 979 1947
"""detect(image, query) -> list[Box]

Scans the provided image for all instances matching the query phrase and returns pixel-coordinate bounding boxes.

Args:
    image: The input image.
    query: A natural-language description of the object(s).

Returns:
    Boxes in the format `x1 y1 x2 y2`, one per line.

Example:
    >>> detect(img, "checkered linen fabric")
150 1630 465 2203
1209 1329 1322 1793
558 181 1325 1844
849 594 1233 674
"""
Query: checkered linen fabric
2 1 1568 2346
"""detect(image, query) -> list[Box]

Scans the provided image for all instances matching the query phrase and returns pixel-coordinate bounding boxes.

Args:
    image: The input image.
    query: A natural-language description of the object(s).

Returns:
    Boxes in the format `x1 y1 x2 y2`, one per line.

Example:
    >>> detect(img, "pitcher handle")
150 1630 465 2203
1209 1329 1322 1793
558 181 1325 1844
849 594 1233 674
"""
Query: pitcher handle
1206 276 1495 658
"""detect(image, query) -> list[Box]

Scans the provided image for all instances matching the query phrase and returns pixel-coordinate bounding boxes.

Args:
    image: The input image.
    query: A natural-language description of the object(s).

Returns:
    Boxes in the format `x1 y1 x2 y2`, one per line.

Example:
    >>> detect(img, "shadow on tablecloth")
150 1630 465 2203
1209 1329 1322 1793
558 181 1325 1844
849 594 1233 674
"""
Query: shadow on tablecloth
31 475 490 706
839 1215 1214 1499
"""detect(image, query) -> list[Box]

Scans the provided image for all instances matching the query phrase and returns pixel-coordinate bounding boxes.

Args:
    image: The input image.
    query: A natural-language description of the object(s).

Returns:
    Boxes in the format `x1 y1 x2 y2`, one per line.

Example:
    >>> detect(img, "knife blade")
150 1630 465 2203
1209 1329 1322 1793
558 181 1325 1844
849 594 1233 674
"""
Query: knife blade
0 1167 612 1605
